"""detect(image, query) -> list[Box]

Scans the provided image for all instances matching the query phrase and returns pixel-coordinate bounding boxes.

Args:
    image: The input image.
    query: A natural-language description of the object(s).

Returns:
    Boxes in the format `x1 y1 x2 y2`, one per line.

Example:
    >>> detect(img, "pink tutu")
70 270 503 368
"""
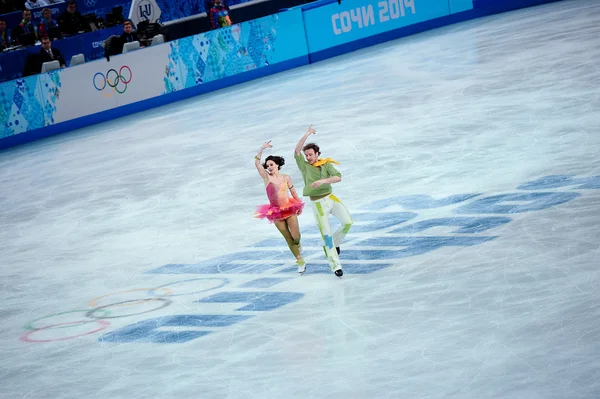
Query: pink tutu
255 197 304 222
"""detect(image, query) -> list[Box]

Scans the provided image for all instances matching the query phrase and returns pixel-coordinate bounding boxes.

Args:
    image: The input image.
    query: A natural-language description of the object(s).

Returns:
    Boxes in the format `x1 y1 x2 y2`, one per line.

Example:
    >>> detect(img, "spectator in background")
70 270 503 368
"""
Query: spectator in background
0 19 11 50
119 20 139 48
59 0 85 36
209 0 232 30
39 35 65 67
25 0 49 9
12 9 37 44
38 8 59 38
0 0 19 14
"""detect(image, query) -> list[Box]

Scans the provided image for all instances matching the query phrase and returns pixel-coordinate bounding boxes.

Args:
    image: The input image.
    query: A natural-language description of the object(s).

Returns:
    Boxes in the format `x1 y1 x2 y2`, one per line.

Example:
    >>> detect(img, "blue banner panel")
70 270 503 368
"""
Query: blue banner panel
302 0 450 53
449 0 473 14
0 25 123 83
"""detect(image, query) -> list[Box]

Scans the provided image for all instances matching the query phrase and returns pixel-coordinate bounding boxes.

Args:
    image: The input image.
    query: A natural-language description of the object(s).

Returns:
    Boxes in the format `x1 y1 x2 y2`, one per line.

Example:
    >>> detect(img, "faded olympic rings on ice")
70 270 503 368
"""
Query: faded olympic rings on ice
88 287 173 308
86 298 172 319
23 309 112 331
20 320 110 343
20 277 231 343
147 278 230 297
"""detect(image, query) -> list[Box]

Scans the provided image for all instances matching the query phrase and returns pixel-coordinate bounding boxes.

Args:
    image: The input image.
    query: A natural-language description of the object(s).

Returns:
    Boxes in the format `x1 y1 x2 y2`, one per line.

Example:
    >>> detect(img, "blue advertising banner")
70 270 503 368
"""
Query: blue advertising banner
162 8 309 91
0 9 309 139
83 25 124 61
0 25 123 83
76 0 124 15
302 0 451 53
449 0 474 13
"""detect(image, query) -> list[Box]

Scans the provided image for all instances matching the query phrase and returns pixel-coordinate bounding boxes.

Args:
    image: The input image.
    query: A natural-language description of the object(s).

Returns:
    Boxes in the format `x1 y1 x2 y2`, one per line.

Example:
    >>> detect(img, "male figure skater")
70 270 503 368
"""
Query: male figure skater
294 125 353 277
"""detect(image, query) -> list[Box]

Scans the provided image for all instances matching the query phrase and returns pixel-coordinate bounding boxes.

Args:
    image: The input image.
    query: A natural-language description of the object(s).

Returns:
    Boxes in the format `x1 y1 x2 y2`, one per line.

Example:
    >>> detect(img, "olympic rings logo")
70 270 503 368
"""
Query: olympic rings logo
92 66 132 98
19 278 230 343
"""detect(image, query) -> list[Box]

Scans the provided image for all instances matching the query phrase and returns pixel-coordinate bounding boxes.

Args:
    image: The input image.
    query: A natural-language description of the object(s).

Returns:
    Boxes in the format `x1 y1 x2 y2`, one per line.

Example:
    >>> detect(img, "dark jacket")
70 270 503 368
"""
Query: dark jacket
12 20 36 44
103 35 123 61
119 31 138 47
39 46 66 67
0 30 10 50
58 10 86 35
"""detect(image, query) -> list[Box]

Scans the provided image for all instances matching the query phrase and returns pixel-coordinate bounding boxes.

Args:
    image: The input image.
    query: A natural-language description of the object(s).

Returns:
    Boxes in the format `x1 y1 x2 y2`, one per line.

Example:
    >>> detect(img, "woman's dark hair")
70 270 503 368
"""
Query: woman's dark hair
263 155 285 170
302 143 320 155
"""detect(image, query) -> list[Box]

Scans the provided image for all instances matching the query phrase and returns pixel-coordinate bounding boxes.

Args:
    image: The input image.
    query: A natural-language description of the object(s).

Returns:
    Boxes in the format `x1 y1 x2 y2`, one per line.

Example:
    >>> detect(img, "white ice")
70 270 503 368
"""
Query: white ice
1 0 600 397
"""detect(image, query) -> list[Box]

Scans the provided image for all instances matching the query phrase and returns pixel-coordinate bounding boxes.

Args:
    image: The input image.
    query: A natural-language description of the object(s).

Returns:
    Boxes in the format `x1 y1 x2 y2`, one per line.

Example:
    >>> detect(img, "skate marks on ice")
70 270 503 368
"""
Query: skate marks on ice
17 174 600 344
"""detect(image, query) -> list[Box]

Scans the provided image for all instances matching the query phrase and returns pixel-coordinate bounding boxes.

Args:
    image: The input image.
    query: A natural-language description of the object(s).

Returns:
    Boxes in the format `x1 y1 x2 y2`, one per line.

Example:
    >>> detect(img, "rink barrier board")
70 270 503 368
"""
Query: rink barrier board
473 0 565 14
308 0 567 63
302 0 454 54
0 0 566 150
0 56 308 150
308 8 477 63
0 9 310 149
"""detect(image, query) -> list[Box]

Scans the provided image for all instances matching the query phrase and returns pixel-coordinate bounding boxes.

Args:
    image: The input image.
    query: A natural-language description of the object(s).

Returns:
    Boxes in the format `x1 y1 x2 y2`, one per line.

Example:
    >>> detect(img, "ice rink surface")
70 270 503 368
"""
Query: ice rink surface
1 0 599 397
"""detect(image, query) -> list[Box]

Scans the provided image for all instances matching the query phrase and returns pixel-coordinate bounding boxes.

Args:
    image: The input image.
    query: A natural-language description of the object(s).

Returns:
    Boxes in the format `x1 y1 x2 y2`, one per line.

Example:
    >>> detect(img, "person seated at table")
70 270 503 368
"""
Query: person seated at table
58 0 85 36
0 19 11 50
12 9 37 45
119 20 140 49
25 0 50 9
38 8 60 39
39 35 65 67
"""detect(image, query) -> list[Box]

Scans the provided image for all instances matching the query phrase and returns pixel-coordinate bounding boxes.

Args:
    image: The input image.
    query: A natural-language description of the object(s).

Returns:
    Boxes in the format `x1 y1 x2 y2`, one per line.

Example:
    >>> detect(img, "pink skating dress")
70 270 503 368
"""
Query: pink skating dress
255 182 304 222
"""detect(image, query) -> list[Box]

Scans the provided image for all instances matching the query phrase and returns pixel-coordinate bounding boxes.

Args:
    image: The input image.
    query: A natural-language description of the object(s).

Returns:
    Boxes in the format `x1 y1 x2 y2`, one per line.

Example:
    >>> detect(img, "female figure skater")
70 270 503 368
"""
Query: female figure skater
254 140 306 274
